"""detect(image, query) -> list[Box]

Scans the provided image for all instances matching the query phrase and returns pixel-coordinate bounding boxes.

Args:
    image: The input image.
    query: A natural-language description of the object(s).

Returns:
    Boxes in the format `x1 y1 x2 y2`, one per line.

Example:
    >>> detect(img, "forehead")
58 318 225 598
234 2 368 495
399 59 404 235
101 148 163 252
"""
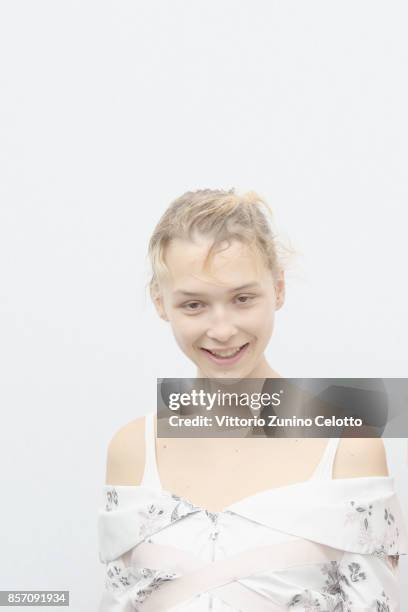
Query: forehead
162 236 271 292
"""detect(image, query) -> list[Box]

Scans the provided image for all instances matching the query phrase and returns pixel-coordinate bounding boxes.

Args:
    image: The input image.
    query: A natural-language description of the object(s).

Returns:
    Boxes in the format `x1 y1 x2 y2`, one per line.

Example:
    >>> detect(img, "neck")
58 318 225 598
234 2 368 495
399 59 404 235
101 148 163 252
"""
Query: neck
192 356 283 420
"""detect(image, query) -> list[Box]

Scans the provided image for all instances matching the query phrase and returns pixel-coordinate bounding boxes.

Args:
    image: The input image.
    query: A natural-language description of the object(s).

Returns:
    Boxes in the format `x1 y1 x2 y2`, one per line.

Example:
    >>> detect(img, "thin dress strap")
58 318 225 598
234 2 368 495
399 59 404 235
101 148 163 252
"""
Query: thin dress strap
140 412 162 489
310 438 341 481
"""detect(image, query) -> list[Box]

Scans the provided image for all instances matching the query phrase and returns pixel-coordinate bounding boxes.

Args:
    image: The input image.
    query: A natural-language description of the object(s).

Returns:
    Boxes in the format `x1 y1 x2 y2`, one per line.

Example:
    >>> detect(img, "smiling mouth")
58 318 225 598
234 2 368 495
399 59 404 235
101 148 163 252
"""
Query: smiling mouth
200 342 250 362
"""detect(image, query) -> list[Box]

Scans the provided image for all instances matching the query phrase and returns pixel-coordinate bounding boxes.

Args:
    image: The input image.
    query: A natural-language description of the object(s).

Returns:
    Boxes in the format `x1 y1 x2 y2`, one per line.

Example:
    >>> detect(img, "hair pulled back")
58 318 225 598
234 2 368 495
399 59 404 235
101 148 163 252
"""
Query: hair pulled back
148 188 287 298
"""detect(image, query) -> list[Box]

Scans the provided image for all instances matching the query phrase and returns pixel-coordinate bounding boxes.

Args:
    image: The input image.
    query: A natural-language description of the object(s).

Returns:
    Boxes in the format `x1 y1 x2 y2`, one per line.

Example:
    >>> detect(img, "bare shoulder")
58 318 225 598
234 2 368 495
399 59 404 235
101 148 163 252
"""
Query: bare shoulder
333 437 389 479
105 416 146 486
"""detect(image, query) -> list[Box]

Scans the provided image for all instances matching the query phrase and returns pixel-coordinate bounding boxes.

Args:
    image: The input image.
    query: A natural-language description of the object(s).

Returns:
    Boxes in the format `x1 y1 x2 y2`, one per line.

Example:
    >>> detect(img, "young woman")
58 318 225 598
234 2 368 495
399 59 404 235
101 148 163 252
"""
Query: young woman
98 189 407 611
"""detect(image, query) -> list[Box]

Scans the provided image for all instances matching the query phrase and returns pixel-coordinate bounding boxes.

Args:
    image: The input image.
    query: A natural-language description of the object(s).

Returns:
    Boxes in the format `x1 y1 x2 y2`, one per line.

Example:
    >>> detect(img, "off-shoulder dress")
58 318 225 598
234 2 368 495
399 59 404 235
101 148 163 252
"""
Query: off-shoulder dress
98 412 408 611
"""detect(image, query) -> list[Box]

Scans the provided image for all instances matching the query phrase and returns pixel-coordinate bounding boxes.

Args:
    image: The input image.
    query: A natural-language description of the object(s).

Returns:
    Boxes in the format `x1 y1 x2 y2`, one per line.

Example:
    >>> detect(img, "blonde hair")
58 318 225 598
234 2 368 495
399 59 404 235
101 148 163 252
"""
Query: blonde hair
148 188 292 298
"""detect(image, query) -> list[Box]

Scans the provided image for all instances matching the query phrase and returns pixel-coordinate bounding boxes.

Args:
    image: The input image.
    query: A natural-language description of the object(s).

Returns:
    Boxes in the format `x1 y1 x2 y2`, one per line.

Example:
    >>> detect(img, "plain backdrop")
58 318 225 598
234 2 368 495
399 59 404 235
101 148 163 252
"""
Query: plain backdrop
0 1 407 610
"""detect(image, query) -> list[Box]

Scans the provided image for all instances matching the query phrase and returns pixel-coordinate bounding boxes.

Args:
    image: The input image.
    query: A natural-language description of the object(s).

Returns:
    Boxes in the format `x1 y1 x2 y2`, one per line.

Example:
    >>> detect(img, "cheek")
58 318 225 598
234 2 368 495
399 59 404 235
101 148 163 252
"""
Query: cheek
245 304 276 347
244 300 275 329
169 312 202 347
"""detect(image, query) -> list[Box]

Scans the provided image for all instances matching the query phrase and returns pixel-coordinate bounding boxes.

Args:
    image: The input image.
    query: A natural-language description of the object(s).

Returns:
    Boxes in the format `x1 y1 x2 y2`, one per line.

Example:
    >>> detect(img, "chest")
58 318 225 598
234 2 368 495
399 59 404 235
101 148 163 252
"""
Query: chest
156 437 329 513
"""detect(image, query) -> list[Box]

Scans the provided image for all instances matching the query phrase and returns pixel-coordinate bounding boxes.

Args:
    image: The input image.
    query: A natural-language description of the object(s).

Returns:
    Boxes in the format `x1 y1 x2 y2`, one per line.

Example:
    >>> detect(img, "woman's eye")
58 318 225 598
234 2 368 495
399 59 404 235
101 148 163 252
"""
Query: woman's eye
182 301 204 313
235 294 255 305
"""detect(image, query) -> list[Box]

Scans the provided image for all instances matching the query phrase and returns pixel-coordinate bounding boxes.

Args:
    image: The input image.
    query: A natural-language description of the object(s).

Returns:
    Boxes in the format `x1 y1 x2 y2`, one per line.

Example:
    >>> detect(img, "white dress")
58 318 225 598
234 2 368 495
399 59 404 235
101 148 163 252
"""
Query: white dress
98 413 408 611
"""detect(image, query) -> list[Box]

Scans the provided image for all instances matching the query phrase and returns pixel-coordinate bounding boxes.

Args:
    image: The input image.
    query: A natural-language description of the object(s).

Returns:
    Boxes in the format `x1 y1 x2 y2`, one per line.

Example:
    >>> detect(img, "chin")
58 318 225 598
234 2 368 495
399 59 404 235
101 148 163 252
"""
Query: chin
203 365 254 380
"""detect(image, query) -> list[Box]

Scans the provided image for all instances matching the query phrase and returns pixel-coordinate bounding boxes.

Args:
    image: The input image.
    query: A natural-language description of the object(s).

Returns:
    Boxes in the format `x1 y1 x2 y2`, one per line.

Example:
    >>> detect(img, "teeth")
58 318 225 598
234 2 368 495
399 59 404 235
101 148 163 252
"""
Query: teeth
209 346 243 358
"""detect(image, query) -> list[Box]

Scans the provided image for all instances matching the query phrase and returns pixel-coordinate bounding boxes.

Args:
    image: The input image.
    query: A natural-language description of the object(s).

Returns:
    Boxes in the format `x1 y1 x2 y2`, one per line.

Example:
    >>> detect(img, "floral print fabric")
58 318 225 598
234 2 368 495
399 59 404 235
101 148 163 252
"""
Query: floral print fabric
98 478 408 611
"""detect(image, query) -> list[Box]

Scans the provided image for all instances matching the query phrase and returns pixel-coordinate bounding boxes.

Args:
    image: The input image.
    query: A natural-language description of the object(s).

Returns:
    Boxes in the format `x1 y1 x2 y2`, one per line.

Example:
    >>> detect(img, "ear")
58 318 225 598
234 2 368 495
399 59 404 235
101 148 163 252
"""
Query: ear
151 288 169 322
274 270 286 311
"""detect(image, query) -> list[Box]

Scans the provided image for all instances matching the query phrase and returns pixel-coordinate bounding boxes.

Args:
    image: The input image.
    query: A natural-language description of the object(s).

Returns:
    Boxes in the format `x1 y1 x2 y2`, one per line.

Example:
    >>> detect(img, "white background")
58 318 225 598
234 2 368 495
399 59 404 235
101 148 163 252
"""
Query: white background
0 1 407 610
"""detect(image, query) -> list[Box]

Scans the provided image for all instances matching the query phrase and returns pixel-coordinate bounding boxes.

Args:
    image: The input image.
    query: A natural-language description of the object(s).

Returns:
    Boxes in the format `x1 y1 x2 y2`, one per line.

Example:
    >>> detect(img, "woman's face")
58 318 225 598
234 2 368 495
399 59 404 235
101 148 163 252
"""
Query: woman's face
154 235 285 379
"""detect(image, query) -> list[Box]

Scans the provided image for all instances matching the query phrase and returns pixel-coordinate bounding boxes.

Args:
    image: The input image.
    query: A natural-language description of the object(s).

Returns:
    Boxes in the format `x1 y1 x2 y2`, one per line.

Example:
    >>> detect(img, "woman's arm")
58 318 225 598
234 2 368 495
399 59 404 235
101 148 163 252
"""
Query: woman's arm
333 437 389 479
98 418 146 612
105 418 145 486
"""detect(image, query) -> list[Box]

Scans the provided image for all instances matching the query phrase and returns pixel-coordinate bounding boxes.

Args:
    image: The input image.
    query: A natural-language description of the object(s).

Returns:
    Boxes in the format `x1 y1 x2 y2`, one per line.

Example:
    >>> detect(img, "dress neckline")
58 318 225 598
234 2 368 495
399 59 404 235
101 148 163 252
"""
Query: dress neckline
104 475 395 516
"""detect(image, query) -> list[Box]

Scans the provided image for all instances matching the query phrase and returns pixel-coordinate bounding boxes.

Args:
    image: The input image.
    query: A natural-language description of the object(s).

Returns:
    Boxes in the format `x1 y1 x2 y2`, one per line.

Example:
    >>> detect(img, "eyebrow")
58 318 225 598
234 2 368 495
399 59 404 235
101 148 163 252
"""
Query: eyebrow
173 283 261 297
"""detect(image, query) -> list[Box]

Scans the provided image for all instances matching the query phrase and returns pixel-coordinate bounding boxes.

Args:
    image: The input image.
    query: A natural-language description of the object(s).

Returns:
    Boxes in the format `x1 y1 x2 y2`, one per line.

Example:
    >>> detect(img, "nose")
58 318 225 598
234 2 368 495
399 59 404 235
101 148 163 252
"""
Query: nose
205 308 238 344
